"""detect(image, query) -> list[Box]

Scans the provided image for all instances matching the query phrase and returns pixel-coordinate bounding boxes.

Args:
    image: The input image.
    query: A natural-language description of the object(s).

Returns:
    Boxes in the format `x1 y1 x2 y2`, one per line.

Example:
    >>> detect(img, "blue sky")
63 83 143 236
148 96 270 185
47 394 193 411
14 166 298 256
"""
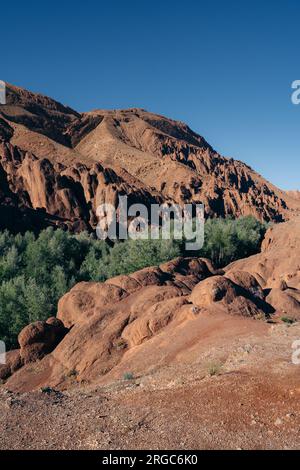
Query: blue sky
1 0 299 189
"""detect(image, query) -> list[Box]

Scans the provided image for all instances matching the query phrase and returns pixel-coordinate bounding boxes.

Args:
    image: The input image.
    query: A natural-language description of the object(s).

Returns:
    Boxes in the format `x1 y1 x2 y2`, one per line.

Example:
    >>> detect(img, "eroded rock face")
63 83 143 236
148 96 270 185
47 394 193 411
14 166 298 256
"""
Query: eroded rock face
33 259 212 385
0 82 298 235
3 219 300 393
225 270 265 300
226 217 300 291
190 274 272 317
226 218 300 319
2 83 80 146
0 141 162 233
74 109 299 222
57 258 216 328
0 118 14 142
266 289 300 319
3 255 271 391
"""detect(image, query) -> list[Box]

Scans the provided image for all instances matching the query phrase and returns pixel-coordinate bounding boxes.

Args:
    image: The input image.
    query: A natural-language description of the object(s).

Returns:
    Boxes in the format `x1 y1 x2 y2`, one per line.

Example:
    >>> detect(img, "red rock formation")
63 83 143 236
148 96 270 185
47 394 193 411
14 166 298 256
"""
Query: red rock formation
18 317 68 365
0 82 299 234
2 218 300 392
0 140 163 233
0 350 22 381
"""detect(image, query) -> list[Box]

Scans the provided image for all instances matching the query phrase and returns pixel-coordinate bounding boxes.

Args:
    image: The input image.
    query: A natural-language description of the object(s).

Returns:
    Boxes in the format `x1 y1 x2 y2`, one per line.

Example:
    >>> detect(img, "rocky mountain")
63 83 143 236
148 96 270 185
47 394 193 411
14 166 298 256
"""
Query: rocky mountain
287 190 300 201
0 83 299 233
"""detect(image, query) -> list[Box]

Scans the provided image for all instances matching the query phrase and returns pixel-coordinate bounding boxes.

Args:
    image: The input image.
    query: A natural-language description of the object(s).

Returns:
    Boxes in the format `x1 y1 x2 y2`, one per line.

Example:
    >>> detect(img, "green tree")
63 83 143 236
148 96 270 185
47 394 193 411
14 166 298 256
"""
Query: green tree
0 215 267 348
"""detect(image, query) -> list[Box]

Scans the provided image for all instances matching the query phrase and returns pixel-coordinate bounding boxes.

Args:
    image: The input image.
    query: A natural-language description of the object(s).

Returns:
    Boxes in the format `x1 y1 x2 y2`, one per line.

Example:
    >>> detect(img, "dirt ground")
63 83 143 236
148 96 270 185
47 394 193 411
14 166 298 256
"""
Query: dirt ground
1 317 300 450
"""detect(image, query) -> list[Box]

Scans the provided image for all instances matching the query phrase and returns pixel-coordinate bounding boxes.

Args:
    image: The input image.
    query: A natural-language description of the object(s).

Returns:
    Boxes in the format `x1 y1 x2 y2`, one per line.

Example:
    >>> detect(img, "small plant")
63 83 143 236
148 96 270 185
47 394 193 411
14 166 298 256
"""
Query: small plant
114 339 127 350
67 368 78 378
208 361 223 377
254 312 267 321
123 372 134 381
40 386 53 394
281 316 297 325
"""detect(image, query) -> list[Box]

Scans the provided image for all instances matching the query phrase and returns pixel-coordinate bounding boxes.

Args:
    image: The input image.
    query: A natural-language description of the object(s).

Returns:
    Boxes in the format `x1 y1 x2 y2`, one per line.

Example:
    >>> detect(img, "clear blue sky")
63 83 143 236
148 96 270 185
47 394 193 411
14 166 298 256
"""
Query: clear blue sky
1 0 299 189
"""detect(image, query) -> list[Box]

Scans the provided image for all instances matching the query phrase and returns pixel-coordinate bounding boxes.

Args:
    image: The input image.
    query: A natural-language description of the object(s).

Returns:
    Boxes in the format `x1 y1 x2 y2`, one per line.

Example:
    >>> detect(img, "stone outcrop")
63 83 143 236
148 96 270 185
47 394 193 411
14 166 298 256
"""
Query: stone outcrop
226 217 300 290
18 317 68 364
0 140 162 233
2 218 300 392
0 350 23 381
0 317 68 381
1 235 289 392
190 275 272 317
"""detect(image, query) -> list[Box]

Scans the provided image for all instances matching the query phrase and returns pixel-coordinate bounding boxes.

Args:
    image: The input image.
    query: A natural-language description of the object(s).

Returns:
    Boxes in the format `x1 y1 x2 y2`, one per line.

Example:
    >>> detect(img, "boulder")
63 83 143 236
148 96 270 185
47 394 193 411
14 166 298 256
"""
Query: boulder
190 276 240 308
225 270 265 300
57 282 127 327
0 350 23 381
266 288 300 319
190 275 268 317
18 318 68 364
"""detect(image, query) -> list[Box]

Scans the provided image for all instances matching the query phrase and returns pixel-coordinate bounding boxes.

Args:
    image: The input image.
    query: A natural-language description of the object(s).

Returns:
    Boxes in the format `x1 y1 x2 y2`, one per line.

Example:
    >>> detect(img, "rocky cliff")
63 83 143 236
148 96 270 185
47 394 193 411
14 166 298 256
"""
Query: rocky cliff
0 83 299 233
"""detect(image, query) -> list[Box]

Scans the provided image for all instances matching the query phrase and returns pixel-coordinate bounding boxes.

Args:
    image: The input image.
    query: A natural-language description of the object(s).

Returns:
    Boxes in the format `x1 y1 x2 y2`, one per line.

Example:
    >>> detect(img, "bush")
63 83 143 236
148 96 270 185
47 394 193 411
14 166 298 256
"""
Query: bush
200 216 267 267
208 361 223 377
0 216 267 349
123 372 134 381
0 227 101 349
281 316 297 325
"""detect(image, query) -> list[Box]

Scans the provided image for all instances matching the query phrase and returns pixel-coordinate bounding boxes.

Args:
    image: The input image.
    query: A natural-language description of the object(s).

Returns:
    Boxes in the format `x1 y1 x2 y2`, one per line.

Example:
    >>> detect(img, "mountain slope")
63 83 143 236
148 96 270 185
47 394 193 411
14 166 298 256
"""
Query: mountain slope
0 83 299 232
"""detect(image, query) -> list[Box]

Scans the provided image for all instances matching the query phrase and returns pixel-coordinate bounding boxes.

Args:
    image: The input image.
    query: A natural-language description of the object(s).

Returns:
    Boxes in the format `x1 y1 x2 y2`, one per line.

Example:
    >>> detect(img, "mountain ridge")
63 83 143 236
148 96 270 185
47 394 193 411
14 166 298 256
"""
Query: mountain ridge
0 82 299 232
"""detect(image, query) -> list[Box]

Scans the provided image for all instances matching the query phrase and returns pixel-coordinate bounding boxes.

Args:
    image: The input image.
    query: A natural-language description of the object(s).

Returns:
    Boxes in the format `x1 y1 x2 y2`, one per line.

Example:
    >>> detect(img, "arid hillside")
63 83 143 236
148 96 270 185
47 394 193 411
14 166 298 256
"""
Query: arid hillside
1 216 300 391
1 217 300 450
0 83 299 233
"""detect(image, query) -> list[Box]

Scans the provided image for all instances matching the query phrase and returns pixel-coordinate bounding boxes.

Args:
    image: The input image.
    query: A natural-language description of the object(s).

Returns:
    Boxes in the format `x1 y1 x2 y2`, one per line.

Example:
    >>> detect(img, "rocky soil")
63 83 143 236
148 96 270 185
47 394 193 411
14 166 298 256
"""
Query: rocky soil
1 324 300 450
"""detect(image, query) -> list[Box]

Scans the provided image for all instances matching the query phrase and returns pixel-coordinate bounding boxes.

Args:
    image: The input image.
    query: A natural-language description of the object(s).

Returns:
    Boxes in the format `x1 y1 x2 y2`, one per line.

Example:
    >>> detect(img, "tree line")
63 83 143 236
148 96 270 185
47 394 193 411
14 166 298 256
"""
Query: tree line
0 216 267 349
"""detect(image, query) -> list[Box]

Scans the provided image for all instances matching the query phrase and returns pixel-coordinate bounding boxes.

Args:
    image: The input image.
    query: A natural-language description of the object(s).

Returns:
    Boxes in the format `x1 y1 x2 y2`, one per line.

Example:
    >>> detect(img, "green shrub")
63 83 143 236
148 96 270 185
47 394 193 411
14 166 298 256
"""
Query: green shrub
200 216 267 267
208 361 223 377
123 372 134 381
281 316 297 325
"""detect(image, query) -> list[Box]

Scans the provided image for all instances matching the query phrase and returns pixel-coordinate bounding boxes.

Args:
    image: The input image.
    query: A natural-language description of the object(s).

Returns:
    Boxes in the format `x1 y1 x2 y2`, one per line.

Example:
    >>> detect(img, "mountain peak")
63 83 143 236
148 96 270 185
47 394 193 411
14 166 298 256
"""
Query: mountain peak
0 83 299 233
